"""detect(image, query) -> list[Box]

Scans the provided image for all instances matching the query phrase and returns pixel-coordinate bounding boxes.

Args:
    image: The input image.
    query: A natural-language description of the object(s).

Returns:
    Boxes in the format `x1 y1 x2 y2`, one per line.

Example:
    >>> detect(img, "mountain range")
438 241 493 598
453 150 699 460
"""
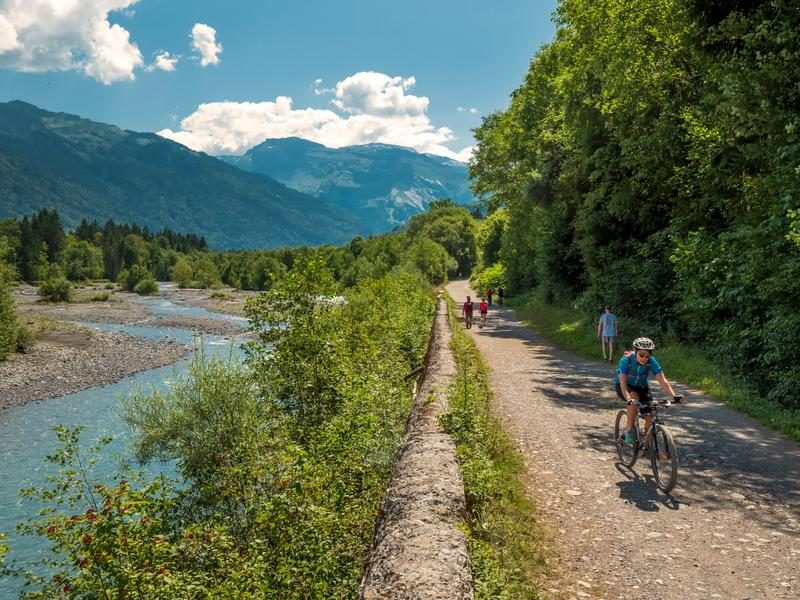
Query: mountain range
0 101 474 248
0 101 361 249
221 138 474 234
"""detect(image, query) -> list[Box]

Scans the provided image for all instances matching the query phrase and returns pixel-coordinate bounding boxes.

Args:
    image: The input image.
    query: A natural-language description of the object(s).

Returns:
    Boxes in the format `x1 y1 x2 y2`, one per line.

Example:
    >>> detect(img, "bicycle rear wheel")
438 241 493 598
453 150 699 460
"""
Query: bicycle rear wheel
614 410 639 467
650 424 678 493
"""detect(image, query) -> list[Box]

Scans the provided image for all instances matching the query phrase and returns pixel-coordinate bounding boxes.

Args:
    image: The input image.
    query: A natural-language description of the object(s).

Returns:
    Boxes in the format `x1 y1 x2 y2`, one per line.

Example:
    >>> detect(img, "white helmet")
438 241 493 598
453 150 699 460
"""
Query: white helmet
632 337 655 351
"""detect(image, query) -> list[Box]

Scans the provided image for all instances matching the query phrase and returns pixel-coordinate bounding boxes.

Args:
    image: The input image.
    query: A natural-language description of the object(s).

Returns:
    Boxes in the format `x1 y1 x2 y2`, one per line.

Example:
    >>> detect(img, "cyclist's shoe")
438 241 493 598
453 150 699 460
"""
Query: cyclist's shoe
624 429 636 446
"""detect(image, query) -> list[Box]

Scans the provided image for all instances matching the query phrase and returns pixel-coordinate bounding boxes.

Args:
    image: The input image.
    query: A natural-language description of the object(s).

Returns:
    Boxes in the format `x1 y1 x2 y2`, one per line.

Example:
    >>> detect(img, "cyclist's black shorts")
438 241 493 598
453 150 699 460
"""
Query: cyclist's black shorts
615 383 653 416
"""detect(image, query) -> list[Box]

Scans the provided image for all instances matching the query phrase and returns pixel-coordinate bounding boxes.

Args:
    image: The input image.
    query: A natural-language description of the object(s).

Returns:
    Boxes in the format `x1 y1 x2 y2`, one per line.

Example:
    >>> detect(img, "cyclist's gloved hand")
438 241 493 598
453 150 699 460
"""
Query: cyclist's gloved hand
672 394 684 404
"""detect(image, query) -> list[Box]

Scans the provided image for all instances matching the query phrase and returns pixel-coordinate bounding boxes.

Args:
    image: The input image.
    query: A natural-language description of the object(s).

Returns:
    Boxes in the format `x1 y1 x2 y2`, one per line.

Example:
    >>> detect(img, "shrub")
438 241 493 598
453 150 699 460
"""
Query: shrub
0 275 17 360
15 321 35 353
119 265 153 292
39 277 73 302
13 261 436 598
90 292 110 302
133 278 159 296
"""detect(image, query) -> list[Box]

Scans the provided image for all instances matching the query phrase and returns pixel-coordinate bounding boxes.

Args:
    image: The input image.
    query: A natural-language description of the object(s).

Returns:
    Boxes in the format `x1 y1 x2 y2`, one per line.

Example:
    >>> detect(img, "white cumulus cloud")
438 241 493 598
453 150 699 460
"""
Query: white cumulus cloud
0 0 144 84
457 106 478 114
191 23 222 67
146 50 178 72
0 14 20 53
158 72 472 162
333 72 426 116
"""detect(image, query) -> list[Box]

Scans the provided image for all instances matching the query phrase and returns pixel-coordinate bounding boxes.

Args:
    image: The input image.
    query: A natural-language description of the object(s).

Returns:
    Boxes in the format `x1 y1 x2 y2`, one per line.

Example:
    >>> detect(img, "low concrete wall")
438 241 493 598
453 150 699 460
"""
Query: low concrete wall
360 297 473 599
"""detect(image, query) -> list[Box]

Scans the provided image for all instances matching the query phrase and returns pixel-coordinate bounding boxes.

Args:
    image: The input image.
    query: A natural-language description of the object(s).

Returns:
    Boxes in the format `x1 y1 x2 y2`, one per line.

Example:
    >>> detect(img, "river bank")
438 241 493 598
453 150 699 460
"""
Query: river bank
1 284 254 410
0 323 189 410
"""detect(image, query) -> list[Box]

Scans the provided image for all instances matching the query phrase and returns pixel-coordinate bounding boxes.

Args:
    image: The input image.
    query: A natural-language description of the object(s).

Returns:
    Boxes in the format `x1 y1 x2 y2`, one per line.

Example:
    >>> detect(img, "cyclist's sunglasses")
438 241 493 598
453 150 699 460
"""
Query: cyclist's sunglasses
637 351 651 358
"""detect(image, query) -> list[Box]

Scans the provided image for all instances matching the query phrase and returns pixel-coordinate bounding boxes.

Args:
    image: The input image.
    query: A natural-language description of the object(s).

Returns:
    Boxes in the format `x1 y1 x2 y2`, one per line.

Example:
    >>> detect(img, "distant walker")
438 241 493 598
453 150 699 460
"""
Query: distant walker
598 305 618 363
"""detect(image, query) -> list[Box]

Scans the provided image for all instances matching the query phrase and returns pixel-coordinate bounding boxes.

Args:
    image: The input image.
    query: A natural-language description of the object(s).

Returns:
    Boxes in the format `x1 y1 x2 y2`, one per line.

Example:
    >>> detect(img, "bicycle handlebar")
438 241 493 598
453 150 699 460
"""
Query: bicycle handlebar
656 395 685 406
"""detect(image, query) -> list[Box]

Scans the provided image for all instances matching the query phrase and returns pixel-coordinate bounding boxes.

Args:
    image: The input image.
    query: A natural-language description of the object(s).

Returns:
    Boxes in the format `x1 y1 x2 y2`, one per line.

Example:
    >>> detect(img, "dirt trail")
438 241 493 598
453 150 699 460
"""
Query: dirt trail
447 281 800 600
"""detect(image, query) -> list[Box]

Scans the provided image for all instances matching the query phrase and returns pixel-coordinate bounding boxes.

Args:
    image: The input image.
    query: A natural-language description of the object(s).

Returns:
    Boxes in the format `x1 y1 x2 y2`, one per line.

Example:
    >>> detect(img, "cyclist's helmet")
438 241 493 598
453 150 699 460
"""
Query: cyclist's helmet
632 337 656 351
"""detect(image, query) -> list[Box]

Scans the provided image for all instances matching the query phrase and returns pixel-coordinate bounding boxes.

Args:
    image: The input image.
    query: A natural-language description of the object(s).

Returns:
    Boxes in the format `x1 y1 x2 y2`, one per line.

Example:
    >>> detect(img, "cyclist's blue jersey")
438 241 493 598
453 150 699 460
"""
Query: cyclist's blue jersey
616 353 662 388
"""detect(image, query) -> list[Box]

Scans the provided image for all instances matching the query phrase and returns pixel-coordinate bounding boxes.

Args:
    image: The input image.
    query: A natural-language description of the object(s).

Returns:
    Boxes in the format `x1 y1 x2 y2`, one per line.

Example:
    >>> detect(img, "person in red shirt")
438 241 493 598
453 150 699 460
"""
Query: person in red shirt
478 298 489 328
461 295 474 328
486 288 493 307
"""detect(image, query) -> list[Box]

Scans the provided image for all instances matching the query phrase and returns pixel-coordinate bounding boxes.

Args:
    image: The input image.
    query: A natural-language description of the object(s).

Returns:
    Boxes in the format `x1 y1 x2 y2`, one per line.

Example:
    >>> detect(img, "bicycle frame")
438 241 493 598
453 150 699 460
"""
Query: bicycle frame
635 401 665 452
616 397 680 492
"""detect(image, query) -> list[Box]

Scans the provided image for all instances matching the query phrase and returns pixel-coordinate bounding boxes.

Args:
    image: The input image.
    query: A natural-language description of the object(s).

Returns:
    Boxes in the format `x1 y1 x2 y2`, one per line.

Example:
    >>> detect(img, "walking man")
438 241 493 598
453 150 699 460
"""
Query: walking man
598 305 618 363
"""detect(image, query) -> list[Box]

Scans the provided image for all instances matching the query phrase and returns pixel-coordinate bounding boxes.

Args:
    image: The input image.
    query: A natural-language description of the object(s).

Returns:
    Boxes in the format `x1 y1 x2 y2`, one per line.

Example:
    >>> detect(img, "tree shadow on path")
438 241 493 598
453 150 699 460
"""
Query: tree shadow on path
465 297 800 534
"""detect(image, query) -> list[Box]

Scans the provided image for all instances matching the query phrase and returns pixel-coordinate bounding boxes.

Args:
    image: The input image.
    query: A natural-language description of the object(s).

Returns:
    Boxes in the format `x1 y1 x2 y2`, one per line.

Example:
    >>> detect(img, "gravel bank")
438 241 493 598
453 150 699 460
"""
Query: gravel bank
0 327 189 410
3 285 251 411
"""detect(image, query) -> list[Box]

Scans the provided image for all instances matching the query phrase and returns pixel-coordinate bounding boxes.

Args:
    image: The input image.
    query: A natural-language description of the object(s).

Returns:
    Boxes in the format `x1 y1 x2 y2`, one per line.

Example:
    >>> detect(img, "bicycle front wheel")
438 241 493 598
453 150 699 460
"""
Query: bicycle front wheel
614 410 638 467
650 424 678 493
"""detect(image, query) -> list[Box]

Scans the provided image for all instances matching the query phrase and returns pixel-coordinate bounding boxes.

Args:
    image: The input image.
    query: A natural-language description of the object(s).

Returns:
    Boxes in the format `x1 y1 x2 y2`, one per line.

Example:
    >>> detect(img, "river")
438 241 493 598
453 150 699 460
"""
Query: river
0 291 247 596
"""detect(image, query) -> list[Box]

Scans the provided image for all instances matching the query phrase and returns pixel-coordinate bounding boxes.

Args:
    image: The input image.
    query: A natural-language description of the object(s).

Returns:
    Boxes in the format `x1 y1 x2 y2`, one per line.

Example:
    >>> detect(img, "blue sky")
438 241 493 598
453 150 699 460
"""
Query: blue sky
0 0 558 161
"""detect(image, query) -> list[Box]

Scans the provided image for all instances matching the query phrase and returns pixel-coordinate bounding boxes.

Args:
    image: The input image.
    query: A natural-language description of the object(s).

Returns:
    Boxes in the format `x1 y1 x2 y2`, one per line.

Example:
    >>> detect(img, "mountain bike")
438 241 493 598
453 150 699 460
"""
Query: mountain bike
614 396 682 493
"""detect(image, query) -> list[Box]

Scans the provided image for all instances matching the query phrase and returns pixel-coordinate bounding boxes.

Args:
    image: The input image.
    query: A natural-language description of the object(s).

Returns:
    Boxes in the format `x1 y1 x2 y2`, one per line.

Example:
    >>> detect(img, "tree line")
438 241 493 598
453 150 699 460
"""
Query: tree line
0 202 478 360
469 0 800 409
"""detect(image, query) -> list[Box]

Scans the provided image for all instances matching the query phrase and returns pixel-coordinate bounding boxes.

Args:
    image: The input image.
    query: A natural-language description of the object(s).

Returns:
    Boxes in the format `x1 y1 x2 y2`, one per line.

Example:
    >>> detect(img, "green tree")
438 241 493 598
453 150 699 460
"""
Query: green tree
0 274 17 360
38 265 73 302
406 206 478 277
192 255 221 288
170 256 193 288
402 237 456 284
245 256 344 429
61 238 104 281
477 208 508 268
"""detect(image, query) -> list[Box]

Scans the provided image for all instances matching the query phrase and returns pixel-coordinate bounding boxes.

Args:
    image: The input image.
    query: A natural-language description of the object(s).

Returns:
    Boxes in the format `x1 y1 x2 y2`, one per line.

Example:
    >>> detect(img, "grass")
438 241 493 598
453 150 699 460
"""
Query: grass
509 295 800 444
438 294 547 600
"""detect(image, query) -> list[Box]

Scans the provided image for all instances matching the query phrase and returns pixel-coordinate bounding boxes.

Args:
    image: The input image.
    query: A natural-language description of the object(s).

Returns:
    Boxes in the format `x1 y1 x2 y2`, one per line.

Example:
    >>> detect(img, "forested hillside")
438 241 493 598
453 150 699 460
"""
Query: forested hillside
469 0 800 409
0 101 361 249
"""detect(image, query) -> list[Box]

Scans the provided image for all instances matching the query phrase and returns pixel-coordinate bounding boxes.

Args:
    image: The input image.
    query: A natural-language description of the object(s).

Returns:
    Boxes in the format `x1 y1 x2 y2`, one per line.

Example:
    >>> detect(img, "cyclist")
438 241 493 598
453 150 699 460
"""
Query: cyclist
461 295 474 329
478 298 488 327
616 337 683 445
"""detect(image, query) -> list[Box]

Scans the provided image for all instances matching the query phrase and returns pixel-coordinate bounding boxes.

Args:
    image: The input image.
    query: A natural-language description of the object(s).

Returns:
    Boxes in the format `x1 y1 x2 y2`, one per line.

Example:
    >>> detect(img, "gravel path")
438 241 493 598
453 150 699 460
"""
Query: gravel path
446 281 800 600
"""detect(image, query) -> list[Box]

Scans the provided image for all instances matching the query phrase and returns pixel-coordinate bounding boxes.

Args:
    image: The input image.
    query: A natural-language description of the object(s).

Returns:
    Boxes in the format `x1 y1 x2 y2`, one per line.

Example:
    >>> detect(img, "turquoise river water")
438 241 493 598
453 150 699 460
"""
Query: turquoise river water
0 292 247 596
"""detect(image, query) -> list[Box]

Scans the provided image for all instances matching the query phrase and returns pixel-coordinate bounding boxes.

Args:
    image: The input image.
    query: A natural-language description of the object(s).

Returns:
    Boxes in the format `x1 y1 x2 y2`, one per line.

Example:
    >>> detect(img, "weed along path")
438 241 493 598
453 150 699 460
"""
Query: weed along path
446 280 800 600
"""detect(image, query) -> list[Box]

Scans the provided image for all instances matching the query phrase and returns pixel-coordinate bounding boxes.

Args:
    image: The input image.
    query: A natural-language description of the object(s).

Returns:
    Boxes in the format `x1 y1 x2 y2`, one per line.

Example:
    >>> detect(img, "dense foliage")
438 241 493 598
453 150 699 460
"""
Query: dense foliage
0 273 16 360
5 261 435 597
470 0 800 409
1 198 483 595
